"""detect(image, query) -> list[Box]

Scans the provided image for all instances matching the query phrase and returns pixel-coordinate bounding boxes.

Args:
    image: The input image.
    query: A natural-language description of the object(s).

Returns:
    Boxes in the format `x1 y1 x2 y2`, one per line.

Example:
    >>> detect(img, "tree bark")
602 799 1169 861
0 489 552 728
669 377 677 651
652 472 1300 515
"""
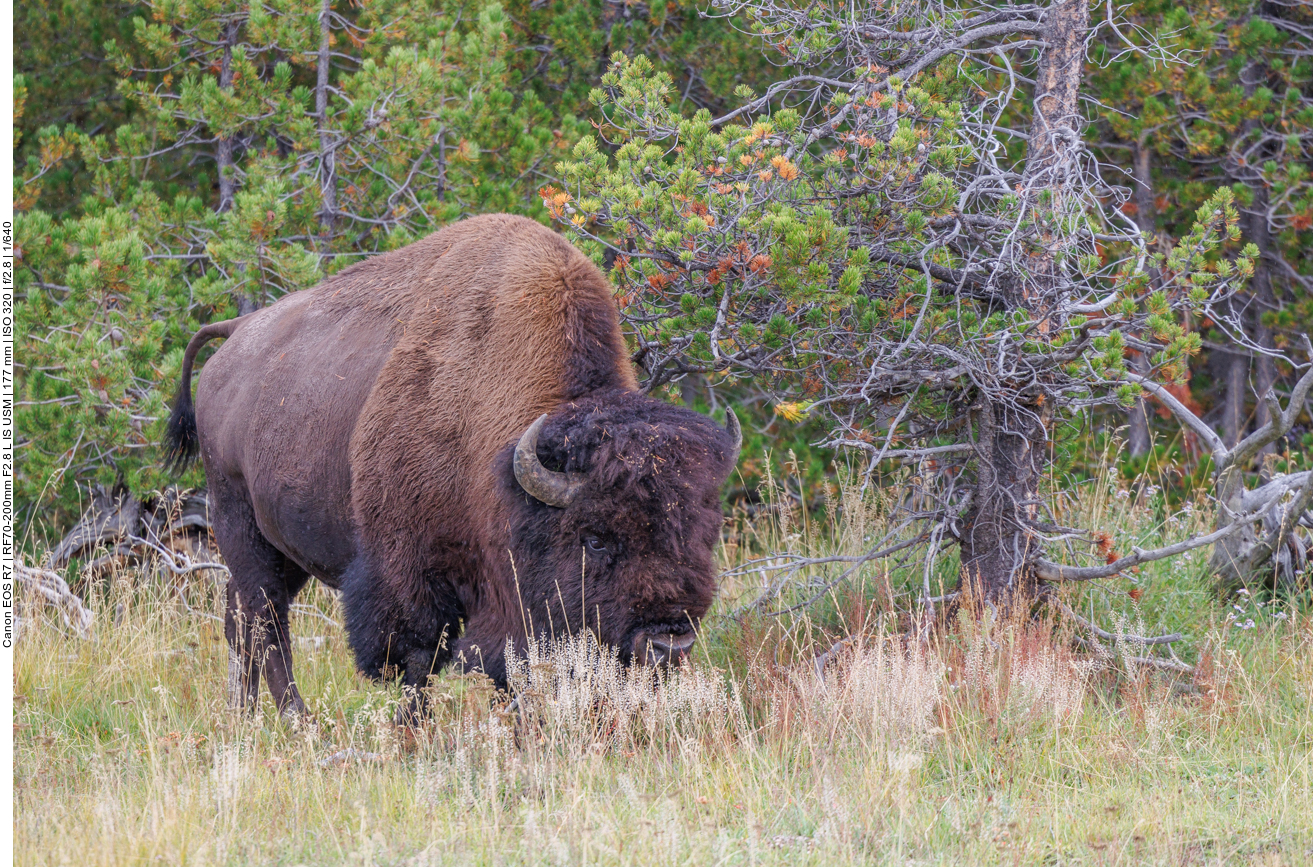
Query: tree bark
214 17 255 313
1237 59 1278 468
1015 0 1088 319
1222 337 1248 449
1128 352 1152 456
436 128 446 203
216 19 239 213
1247 185 1278 467
1022 0 1088 187
1127 140 1156 457
960 400 1052 600
316 0 336 241
959 0 1088 603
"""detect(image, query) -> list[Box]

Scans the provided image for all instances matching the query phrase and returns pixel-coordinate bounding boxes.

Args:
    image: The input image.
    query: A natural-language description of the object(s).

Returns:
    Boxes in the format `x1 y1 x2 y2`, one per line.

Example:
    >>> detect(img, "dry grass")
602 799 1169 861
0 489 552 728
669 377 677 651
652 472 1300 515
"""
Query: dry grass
14 475 1313 865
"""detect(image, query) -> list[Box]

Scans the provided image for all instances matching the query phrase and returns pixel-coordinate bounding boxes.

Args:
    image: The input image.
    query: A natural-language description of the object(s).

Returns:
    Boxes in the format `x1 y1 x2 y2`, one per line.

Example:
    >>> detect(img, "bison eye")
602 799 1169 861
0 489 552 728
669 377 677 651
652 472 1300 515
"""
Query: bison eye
583 536 609 555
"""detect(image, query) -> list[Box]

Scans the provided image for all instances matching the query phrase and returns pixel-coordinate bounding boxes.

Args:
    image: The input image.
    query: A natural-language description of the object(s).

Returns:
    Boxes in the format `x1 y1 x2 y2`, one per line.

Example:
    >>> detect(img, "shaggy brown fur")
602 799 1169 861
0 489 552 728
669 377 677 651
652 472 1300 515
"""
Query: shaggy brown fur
165 215 736 719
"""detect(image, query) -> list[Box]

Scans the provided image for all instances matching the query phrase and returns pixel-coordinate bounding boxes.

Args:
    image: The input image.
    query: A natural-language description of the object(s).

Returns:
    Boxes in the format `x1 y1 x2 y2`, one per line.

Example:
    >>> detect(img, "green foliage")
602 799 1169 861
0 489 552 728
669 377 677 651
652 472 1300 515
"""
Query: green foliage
18 193 210 533
13 0 141 210
15 0 1307 536
14 0 779 534
15 0 582 532
1089 0 1313 458
503 0 773 123
553 51 1252 451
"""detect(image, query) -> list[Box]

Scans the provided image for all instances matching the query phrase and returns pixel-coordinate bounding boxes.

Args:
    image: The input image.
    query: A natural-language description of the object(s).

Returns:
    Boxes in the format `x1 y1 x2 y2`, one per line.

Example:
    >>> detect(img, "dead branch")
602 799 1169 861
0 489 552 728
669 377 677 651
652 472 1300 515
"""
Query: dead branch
47 485 214 572
290 603 341 629
813 636 857 680
15 562 95 639
1222 348 1313 478
1033 513 1265 581
726 529 927 616
1134 345 1313 588
1056 601 1183 646
1071 634 1194 675
1128 374 1227 463
723 516 923 601
126 534 229 578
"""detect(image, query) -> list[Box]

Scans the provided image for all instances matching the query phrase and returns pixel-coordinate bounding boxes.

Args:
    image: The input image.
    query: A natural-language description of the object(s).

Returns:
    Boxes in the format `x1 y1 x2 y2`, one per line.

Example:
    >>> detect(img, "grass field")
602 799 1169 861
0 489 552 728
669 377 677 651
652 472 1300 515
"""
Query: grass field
13 469 1313 865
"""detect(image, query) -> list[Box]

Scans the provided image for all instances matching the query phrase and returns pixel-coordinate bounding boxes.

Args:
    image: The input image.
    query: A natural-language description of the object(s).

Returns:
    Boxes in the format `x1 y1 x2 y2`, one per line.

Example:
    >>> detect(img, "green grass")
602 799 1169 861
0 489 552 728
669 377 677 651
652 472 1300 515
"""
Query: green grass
14 472 1313 865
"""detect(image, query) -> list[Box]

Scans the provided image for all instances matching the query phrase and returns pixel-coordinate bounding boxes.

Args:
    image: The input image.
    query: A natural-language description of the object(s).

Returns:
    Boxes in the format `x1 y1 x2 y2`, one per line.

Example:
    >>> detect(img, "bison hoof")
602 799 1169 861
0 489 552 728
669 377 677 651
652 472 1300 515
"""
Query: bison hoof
394 690 430 728
280 701 310 726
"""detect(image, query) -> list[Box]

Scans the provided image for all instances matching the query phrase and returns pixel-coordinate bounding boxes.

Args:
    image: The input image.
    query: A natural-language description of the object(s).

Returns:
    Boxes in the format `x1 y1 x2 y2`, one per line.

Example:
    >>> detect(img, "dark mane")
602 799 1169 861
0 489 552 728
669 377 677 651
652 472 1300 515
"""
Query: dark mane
489 390 736 672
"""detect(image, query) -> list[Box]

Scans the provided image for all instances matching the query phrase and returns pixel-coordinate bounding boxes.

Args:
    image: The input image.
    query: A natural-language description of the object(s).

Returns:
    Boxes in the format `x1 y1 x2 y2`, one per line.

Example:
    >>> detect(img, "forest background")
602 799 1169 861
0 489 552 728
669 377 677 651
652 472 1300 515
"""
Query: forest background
10 3 1313 862
11 0 1312 548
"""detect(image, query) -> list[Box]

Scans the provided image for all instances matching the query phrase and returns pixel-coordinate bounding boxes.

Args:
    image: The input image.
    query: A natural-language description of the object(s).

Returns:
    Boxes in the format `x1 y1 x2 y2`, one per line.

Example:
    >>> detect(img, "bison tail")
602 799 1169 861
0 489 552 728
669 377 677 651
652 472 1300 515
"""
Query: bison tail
163 318 244 474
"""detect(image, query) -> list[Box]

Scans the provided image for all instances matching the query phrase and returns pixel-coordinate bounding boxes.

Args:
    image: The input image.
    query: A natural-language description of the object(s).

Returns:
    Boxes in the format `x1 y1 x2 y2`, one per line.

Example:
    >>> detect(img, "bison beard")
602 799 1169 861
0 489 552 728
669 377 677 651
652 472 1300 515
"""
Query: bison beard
165 215 739 723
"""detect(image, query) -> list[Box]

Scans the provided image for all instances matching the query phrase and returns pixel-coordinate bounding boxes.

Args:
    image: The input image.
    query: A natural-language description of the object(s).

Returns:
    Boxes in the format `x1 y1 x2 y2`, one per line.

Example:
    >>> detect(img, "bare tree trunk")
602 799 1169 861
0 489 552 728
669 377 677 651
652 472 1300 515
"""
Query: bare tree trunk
216 20 239 213
214 17 255 314
1128 352 1152 456
1127 140 1156 457
316 0 336 242
960 401 1052 600
1247 186 1278 468
1015 0 1088 317
959 0 1087 602
1131 139 1156 238
679 373 705 409
1222 339 1249 449
1237 60 1277 468
436 128 446 203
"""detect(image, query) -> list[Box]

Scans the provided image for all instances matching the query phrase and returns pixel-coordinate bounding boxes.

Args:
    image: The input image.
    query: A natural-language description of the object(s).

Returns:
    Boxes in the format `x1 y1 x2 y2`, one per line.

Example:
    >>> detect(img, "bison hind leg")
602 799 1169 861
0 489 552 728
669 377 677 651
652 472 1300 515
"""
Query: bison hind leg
213 481 313 720
225 585 261 712
224 558 312 720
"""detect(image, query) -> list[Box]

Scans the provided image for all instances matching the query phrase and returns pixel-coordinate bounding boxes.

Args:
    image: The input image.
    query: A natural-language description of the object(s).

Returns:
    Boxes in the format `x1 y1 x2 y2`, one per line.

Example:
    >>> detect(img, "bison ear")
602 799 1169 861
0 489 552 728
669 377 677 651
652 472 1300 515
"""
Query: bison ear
514 414 585 508
724 407 742 468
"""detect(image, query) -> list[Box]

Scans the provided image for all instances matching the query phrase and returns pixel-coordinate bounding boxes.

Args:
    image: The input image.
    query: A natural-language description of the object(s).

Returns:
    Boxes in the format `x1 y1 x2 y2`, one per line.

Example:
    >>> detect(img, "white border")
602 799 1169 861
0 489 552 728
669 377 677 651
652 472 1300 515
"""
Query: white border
2 0 17 859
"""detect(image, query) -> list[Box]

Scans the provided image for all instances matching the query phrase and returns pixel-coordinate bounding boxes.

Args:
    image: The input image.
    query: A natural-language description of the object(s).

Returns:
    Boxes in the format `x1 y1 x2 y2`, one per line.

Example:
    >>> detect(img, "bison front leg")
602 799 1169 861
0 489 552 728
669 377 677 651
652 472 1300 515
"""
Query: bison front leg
393 644 453 726
341 559 463 726
450 619 513 691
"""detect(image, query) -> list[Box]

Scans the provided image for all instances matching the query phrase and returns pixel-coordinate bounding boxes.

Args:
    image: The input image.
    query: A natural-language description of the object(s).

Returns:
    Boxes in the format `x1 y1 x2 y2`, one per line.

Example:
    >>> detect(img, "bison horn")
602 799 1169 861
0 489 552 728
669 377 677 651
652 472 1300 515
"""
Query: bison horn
725 407 742 467
514 414 584 508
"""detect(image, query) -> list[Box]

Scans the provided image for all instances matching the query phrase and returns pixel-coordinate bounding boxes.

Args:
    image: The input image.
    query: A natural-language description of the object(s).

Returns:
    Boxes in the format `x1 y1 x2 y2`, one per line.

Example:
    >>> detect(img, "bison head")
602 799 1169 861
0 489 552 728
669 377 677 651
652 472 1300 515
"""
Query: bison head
501 391 739 669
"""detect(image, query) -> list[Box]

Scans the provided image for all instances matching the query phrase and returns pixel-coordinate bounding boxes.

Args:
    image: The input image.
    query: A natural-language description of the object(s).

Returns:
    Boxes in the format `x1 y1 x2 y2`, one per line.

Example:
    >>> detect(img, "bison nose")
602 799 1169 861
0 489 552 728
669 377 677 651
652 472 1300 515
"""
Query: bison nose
632 630 697 667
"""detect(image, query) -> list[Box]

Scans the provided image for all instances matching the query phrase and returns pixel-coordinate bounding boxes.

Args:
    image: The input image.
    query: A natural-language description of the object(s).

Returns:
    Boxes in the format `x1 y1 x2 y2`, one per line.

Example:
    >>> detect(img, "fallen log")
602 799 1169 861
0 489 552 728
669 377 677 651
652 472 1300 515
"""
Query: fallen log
46 484 217 582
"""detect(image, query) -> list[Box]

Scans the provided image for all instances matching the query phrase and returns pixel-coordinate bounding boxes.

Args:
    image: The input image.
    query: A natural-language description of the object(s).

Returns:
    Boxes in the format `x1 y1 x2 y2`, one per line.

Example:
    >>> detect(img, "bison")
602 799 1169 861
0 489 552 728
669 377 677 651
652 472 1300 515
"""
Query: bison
164 214 740 721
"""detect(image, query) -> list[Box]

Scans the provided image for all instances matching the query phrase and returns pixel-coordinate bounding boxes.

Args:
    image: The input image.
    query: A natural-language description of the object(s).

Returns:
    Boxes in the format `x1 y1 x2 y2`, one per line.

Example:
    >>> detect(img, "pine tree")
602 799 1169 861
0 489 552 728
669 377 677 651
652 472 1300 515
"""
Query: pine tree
13 0 140 210
15 0 578 533
1170 2 1313 462
1086 0 1223 458
556 0 1261 602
